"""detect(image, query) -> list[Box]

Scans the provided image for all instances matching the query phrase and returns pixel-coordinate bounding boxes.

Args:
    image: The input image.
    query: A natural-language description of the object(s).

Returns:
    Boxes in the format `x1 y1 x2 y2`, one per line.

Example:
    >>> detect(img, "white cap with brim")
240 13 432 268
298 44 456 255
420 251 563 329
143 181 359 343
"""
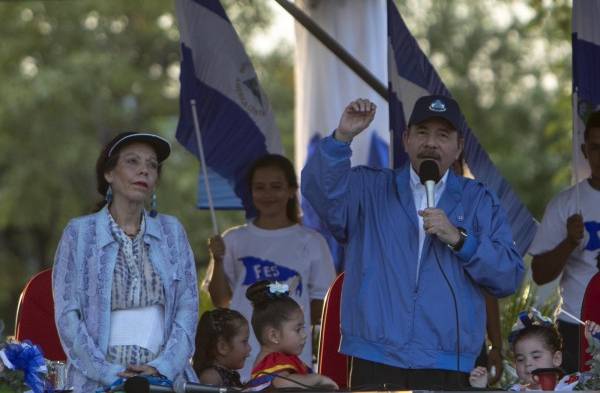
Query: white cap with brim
108 132 171 163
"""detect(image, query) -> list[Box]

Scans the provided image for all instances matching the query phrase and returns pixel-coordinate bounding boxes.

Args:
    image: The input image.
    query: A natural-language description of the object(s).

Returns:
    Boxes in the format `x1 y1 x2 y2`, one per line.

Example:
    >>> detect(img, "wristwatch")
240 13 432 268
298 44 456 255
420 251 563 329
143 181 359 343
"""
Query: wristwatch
449 227 467 252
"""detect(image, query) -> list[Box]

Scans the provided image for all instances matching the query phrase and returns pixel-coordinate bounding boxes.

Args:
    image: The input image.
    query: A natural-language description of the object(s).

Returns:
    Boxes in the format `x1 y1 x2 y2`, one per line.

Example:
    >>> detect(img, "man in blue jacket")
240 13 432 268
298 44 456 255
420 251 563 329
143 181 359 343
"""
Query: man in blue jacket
301 96 525 389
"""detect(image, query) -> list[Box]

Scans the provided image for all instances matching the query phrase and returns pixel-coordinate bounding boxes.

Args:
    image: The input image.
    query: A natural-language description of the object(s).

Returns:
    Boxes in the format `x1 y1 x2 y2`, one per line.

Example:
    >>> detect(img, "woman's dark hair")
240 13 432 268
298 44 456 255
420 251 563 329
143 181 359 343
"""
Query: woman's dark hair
245 280 301 344
247 154 300 224
585 110 600 141
511 324 563 353
94 132 163 211
193 308 248 374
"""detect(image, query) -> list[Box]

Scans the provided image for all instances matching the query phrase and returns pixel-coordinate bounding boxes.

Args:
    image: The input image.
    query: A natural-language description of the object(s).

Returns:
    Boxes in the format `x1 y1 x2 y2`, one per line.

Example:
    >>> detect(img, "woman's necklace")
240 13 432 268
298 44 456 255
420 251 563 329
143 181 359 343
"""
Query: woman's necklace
109 205 142 237
123 226 140 238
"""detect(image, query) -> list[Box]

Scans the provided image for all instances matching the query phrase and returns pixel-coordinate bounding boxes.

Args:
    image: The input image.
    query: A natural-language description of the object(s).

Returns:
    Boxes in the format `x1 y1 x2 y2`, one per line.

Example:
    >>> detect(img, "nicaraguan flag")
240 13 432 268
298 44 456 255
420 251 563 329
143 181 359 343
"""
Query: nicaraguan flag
572 0 600 183
295 0 389 271
175 0 282 214
387 0 536 256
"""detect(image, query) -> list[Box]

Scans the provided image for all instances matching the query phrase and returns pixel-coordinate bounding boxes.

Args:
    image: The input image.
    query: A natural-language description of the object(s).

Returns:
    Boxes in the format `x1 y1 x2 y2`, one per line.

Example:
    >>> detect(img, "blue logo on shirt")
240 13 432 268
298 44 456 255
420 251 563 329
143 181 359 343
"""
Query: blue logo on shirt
241 256 303 296
585 221 600 251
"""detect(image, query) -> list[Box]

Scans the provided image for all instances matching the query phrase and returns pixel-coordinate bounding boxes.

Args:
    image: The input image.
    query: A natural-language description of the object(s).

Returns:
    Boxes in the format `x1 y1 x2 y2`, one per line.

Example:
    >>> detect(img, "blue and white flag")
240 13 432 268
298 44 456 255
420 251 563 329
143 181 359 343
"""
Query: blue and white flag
175 0 282 214
387 0 536 256
572 0 600 183
295 0 388 271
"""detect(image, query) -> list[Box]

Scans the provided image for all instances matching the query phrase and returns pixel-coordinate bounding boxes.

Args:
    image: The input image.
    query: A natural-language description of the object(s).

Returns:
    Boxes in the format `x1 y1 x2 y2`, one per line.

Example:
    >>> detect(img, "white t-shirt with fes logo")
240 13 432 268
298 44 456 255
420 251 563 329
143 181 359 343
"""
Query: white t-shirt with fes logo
221 222 336 382
529 180 600 320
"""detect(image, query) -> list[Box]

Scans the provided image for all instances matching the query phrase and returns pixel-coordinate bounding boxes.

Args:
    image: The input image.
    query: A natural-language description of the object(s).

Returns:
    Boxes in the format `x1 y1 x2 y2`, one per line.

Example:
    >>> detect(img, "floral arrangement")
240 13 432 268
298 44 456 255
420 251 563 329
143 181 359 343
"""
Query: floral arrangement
574 335 600 390
267 281 289 296
508 308 553 344
0 320 48 393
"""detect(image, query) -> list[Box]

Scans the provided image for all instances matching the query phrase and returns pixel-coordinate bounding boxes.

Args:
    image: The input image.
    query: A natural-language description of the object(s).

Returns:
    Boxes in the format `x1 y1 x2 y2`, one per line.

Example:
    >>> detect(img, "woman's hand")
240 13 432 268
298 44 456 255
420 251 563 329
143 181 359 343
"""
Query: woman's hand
566 214 584 246
585 320 600 342
208 235 225 261
117 364 159 378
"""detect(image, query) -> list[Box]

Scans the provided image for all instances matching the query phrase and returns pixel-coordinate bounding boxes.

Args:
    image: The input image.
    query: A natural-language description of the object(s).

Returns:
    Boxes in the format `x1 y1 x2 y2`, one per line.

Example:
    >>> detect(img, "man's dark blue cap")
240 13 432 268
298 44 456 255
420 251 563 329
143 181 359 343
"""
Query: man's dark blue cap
408 95 462 131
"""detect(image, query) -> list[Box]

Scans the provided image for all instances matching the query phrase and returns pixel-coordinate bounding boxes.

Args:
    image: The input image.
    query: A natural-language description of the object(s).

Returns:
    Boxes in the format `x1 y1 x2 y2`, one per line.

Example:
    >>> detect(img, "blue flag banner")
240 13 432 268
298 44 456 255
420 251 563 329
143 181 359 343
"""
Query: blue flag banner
175 0 282 214
387 0 536 256
572 0 600 183
295 0 388 272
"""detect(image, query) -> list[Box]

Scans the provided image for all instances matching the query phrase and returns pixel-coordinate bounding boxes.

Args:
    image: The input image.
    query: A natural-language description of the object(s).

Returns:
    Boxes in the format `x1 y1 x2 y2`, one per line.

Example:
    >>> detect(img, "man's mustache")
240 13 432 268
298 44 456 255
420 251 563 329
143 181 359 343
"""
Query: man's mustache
417 151 441 160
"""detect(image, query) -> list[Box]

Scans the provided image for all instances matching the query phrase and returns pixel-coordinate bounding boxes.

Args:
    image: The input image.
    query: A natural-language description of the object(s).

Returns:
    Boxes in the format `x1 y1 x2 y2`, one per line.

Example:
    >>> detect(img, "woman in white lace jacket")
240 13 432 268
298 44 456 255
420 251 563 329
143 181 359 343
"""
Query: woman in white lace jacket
53 132 199 392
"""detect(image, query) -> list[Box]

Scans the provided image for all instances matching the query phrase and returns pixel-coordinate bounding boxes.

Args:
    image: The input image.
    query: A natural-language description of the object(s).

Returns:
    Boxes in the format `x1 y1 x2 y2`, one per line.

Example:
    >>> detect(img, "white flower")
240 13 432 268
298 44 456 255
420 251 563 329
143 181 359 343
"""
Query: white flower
268 282 289 295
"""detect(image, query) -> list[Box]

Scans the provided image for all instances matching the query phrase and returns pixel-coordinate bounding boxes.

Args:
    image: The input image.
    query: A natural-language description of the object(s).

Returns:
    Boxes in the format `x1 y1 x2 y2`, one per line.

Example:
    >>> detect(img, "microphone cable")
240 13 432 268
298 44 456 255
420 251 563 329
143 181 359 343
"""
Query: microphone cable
432 241 461 372
246 371 336 391
350 382 410 391
419 160 461 374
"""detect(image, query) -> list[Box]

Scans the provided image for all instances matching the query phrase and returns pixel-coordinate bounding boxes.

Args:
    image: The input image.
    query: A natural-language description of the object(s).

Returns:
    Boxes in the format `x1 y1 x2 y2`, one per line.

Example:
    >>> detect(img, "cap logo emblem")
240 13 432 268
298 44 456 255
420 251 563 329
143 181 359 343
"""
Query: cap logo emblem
429 99 447 112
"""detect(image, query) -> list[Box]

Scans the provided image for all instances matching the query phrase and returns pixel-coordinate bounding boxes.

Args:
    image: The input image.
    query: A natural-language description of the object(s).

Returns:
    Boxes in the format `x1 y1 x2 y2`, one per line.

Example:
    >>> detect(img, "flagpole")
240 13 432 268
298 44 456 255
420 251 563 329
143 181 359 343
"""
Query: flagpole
274 0 388 101
190 99 219 235
572 94 582 214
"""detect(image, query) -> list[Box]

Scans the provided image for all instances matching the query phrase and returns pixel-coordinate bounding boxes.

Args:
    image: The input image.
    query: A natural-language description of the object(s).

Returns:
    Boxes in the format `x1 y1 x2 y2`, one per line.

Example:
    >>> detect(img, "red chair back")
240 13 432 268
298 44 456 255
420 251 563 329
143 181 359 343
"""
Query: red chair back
580 272 600 371
318 272 348 388
15 268 66 361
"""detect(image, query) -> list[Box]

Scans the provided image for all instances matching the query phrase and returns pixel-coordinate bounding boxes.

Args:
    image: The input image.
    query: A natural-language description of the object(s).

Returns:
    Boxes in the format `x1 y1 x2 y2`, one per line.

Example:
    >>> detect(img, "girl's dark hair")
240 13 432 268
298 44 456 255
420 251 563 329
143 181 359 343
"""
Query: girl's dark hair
585 110 600 141
245 280 301 344
511 324 563 353
94 132 163 211
193 308 248 375
247 154 300 224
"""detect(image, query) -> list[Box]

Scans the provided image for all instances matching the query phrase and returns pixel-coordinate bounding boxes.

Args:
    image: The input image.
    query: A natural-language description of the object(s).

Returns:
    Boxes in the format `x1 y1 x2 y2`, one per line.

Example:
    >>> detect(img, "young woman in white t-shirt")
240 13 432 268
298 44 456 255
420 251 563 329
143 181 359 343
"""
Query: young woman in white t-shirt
203 154 336 382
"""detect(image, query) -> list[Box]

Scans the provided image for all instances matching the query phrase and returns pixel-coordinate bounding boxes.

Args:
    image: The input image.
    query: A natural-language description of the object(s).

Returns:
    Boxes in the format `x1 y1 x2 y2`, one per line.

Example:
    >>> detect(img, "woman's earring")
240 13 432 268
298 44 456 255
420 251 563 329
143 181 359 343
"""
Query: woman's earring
150 192 157 217
105 185 113 205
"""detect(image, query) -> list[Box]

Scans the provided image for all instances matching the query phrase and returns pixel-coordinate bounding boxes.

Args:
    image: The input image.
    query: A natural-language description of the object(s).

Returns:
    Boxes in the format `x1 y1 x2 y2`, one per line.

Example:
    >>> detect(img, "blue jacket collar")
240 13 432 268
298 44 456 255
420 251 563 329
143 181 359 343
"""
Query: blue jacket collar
395 165 418 231
437 168 462 216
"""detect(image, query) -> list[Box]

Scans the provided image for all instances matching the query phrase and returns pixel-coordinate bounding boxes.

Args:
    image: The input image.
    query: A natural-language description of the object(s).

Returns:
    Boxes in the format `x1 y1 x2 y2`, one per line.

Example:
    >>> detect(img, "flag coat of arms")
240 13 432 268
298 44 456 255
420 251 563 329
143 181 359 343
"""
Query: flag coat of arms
175 0 282 214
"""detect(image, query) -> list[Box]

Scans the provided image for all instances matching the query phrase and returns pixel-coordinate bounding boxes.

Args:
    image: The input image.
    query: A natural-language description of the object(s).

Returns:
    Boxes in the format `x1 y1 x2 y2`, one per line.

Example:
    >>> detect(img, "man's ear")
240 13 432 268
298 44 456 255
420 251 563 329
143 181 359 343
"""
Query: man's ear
456 136 464 159
553 350 563 368
402 127 410 149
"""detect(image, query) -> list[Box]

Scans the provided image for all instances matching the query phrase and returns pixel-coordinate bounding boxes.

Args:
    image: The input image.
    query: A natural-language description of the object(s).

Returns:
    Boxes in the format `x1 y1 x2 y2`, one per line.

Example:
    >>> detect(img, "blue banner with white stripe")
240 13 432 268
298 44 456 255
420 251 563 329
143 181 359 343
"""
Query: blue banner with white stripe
175 0 282 215
387 0 536 256
572 0 600 182
295 0 388 272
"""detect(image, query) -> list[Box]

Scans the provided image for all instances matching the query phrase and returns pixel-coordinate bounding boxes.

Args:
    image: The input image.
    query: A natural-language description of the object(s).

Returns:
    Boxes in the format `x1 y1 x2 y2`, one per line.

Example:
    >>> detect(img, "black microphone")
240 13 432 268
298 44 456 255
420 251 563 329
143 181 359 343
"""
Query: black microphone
173 380 233 393
123 376 175 392
419 160 440 208
123 376 235 393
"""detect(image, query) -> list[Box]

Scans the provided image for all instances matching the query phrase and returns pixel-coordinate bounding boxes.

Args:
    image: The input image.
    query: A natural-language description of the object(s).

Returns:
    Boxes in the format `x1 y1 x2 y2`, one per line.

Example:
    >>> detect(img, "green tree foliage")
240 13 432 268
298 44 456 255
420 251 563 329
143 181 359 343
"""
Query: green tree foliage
0 0 578 366
397 0 573 218
0 0 291 332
